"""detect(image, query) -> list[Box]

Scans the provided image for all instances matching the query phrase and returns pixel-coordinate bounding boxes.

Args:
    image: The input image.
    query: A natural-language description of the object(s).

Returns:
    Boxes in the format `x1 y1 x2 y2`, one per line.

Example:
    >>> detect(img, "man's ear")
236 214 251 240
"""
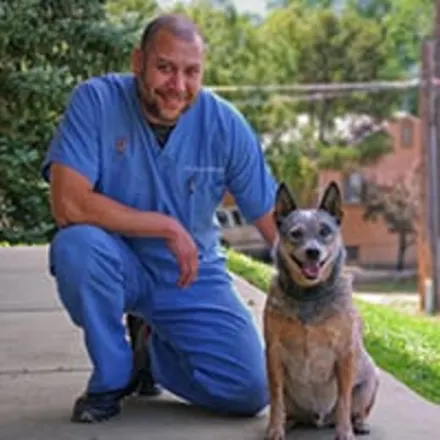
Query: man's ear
318 181 343 225
274 182 298 227
131 47 143 76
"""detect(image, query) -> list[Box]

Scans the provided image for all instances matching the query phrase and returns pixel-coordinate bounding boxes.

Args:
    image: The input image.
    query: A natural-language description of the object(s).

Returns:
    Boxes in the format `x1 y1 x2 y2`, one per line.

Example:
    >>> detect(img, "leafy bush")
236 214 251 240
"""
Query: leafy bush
0 0 139 243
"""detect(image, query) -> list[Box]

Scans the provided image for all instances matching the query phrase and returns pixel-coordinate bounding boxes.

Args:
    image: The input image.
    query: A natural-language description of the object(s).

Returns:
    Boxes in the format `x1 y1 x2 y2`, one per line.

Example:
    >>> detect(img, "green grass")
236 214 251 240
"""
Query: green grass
226 249 440 405
0 242 47 247
356 301 440 404
355 278 418 293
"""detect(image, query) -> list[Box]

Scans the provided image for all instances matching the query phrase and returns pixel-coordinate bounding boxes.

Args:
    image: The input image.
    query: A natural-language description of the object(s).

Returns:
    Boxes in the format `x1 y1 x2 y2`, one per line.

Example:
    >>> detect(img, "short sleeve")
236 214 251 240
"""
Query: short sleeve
41 81 100 185
224 108 278 223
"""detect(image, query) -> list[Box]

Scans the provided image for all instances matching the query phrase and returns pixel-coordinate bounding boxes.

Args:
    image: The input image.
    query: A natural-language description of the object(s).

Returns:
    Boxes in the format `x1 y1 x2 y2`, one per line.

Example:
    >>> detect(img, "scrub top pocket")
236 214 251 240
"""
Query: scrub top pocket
183 168 226 233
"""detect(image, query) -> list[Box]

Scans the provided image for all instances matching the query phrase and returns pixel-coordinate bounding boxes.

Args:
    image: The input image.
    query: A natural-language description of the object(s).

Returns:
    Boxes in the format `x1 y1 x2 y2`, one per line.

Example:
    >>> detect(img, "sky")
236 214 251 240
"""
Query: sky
159 0 268 17
229 0 267 15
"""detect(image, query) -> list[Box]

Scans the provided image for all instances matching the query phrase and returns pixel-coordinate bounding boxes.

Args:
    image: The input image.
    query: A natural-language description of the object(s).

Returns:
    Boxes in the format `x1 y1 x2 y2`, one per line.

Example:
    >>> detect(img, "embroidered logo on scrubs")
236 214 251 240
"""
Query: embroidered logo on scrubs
116 138 127 154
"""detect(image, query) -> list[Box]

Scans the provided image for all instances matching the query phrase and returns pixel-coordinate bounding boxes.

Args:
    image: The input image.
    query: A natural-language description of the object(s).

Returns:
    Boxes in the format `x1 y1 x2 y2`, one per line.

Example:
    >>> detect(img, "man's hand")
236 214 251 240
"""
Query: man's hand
165 222 199 288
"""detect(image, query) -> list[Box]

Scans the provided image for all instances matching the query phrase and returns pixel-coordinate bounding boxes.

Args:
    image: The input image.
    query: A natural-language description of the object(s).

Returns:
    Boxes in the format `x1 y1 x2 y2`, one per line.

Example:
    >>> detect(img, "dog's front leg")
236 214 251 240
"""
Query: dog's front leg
334 351 355 440
264 339 286 440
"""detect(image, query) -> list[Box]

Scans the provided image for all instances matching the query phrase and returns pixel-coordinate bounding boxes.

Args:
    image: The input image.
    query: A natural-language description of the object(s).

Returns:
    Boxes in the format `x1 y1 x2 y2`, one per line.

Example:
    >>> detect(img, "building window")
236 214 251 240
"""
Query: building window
343 171 364 204
401 124 413 147
346 246 359 263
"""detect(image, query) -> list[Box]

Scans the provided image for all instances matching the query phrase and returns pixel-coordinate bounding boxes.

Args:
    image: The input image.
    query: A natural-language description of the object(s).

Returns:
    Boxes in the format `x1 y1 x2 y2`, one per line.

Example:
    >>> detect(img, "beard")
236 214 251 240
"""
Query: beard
136 74 192 126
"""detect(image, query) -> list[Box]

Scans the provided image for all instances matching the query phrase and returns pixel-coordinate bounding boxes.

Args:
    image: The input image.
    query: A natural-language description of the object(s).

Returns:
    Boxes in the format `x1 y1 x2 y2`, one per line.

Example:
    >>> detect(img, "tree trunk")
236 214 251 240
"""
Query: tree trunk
396 232 407 271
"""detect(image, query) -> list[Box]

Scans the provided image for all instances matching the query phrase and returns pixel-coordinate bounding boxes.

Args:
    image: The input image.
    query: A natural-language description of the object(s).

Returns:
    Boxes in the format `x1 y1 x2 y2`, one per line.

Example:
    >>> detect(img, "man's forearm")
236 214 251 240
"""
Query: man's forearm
51 188 177 240
254 210 277 249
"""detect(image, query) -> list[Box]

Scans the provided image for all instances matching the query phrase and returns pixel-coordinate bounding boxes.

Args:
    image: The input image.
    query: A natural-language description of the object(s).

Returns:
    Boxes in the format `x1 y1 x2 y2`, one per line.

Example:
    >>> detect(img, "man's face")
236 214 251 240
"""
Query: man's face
132 28 204 126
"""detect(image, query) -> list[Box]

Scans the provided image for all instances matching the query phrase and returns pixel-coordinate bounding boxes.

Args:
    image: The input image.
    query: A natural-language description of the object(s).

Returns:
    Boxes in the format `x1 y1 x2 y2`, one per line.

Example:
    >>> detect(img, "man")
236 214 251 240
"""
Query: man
41 13 278 423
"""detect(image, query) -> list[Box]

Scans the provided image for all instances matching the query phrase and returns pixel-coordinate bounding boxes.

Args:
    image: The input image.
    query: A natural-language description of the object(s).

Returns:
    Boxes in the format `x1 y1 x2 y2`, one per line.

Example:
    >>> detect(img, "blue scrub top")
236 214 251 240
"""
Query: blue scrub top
41 73 277 280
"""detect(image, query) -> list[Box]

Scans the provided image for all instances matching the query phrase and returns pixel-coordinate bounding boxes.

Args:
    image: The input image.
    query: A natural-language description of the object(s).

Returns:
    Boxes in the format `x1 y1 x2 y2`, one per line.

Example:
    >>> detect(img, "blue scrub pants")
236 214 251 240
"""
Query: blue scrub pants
49 225 268 416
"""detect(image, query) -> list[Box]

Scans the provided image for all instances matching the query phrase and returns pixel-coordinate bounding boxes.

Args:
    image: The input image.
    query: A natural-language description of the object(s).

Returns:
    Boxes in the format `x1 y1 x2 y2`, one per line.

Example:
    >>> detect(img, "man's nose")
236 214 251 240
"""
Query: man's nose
170 72 186 93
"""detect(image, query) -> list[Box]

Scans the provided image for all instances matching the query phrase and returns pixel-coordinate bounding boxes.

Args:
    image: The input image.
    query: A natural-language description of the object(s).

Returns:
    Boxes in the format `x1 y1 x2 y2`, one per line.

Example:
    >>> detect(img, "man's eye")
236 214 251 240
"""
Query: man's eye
186 68 200 77
158 64 172 73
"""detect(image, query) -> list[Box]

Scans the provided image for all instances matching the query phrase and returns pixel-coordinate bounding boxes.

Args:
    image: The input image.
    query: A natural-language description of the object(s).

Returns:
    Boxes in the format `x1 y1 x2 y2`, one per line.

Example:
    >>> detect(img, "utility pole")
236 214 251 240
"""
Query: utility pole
419 0 440 314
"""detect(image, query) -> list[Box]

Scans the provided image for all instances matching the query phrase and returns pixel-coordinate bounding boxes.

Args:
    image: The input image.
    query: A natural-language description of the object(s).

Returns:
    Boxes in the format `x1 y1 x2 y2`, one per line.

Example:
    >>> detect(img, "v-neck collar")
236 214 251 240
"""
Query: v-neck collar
129 75 200 160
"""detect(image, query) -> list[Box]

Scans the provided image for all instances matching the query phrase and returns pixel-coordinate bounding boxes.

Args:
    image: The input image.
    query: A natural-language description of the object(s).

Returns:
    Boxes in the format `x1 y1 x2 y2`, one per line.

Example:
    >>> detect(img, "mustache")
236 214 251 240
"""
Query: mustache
155 88 188 101
137 76 188 100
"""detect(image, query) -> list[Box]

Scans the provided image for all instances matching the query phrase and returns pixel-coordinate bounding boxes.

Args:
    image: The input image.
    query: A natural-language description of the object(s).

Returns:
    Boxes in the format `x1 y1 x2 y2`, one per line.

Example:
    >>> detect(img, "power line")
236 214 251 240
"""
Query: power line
231 89 416 107
206 78 420 94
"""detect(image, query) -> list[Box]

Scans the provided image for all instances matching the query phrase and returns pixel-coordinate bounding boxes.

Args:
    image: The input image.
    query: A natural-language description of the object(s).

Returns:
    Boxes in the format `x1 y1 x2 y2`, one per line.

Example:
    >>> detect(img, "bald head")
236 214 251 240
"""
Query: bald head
140 14 205 54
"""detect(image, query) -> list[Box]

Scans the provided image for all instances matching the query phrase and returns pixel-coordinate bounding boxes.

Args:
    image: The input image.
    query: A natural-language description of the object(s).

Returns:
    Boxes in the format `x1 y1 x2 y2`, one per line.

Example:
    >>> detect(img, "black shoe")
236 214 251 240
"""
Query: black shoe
71 390 122 423
70 369 150 424
71 316 162 423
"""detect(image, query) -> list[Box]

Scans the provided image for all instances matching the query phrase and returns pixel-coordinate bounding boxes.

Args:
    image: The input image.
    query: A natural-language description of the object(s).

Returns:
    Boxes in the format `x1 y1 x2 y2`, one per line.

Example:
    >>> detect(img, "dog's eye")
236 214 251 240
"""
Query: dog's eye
289 229 303 240
319 224 332 238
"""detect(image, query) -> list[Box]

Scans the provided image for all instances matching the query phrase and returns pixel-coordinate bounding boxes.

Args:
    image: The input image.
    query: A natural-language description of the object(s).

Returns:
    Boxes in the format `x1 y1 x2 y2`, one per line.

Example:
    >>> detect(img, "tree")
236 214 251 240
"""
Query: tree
261 4 406 140
350 0 434 114
105 0 159 27
265 125 321 207
362 171 420 271
255 3 404 203
0 0 138 243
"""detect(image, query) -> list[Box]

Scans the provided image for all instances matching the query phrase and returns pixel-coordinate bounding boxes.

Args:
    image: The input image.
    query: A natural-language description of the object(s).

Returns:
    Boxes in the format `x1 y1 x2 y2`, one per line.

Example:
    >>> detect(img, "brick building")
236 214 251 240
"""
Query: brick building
319 113 420 268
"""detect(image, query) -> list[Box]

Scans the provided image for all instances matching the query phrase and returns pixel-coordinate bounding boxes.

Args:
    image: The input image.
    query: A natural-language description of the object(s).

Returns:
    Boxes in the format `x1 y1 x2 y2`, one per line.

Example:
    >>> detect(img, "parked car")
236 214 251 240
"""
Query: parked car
215 205 272 262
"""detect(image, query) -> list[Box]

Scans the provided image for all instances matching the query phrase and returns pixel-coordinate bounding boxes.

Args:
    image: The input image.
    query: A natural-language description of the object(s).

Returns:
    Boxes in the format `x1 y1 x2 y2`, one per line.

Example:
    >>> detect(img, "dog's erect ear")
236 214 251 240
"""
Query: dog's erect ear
274 182 298 226
318 181 343 224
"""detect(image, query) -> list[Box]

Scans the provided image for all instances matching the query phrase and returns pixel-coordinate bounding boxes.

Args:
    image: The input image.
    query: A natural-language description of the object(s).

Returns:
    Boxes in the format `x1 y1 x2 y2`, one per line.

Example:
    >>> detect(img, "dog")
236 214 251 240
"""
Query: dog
263 181 379 440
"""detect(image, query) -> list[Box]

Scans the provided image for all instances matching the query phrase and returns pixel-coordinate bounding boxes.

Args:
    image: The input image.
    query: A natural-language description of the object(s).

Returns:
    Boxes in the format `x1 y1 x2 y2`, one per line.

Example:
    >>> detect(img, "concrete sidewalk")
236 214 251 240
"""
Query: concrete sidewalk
0 246 438 440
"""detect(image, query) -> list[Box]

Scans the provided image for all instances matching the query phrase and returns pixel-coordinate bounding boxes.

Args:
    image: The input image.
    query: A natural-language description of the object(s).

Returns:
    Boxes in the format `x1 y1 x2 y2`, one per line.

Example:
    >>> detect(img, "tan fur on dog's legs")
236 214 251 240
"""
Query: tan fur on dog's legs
351 369 380 435
264 340 286 440
334 352 356 440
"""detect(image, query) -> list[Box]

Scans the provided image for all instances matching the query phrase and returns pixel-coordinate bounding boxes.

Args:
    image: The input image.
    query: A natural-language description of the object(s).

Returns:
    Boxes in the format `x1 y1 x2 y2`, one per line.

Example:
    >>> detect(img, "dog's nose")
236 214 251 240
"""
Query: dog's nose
305 247 321 261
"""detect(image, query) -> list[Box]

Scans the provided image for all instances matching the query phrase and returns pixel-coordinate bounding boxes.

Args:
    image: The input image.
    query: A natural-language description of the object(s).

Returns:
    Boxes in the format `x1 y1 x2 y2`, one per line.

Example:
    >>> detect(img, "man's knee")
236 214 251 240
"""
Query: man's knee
190 338 269 416
226 366 268 416
51 224 109 267
200 364 268 416
49 225 121 323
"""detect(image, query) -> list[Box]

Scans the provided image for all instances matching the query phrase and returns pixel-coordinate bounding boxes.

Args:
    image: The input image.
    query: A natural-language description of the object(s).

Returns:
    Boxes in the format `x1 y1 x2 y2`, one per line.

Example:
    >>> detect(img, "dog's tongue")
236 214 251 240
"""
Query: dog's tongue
302 262 320 279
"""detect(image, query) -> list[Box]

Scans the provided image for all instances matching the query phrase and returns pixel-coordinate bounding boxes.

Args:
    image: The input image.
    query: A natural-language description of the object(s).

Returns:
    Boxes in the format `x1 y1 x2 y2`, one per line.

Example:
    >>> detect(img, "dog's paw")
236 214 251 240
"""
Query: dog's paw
353 419 371 435
334 428 356 440
264 424 285 440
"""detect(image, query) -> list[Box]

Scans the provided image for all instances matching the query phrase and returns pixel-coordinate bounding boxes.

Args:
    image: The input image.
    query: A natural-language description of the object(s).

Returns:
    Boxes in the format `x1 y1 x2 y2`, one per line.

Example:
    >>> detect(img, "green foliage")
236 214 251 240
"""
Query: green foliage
266 141 319 207
317 144 361 170
254 2 408 201
106 0 158 26
0 0 138 243
356 131 393 164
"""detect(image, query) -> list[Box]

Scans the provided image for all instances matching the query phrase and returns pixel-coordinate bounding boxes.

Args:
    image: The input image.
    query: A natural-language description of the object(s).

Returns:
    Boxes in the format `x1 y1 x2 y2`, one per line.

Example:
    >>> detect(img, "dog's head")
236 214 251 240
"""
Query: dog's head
274 181 344 288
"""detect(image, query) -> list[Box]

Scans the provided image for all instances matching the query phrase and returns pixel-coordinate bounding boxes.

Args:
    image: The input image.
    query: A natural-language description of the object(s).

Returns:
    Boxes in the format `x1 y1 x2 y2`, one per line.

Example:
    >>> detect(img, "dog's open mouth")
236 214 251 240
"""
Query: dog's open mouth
292 255 328 280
